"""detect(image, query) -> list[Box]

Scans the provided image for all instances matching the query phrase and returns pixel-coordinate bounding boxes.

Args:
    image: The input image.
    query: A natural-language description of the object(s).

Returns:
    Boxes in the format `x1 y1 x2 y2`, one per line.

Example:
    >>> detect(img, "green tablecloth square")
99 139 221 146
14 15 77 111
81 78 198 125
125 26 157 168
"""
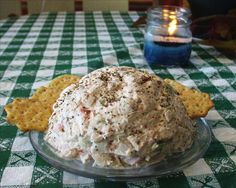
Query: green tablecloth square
0 151 11 167
10 89 32 98
0 126 17 139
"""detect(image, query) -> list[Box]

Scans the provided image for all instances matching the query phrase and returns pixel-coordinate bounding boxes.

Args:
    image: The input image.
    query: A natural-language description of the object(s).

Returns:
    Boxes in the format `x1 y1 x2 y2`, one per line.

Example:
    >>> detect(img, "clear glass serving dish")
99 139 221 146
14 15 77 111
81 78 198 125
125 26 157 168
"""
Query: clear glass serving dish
29 118 211 181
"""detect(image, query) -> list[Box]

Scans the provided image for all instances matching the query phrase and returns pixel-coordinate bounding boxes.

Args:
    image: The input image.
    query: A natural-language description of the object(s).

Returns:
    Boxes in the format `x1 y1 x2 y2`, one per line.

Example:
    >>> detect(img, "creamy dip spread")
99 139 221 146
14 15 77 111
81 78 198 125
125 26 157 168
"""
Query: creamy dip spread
44 66 196 168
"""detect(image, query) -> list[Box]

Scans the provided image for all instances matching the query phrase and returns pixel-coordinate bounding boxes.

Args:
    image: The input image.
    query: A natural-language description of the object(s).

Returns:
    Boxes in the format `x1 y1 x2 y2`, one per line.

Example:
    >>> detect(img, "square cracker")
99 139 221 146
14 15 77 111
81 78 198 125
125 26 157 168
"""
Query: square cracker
4 98 52 131
5 74 80 132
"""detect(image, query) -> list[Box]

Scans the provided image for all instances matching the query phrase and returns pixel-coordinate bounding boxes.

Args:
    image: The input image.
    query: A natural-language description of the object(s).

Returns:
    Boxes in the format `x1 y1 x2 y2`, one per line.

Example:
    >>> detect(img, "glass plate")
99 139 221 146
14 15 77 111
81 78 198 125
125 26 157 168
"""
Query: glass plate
29 118 211 181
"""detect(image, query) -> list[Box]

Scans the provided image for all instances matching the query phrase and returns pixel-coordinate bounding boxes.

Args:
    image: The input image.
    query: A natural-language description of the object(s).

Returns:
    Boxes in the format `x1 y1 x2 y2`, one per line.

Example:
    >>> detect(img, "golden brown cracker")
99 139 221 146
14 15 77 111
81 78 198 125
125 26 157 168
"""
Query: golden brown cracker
164 79 214 119
4 98 52 131
164 79 187 94
180 91 214 119
48 74 80 90
31 86 62 106
32 74 80 105
5 74 80 132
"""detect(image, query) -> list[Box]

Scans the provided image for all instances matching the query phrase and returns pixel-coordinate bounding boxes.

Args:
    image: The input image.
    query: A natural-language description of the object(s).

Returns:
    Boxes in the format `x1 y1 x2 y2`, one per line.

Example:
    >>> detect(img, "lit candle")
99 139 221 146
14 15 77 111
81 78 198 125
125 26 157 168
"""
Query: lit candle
144 6 192 66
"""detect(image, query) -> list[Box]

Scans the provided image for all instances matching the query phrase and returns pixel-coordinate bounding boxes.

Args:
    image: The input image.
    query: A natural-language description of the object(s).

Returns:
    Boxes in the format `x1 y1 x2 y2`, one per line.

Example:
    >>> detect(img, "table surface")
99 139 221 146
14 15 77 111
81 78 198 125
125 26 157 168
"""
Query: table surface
0 11 236 188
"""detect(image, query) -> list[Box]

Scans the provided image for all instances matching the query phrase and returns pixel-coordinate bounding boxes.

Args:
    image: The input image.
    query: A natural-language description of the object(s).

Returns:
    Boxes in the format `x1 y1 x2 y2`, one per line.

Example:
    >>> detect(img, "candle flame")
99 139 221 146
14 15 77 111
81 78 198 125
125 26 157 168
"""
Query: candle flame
163 13 169 18
163 9 169 13
163 9 177 36
169 15 176 19
168 19 177 35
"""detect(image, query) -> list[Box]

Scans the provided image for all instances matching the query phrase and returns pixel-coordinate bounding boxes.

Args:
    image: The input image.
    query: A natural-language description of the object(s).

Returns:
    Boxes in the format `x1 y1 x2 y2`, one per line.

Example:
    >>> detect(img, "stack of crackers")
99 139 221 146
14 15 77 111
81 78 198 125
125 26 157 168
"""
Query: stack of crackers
4 75 214 132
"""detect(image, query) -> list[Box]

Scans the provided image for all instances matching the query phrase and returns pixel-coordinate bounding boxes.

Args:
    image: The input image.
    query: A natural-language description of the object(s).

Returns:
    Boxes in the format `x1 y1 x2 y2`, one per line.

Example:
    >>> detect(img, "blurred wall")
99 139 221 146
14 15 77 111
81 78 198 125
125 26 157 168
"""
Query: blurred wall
0 0 131 20
83 0 128 11
0 0 21 20
28 0 74 14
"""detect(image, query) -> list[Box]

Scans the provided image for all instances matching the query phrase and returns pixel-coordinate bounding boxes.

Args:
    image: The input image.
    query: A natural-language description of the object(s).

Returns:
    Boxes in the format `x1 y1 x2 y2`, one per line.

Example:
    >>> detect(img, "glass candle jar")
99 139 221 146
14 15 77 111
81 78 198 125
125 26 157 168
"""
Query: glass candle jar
144 6 192 66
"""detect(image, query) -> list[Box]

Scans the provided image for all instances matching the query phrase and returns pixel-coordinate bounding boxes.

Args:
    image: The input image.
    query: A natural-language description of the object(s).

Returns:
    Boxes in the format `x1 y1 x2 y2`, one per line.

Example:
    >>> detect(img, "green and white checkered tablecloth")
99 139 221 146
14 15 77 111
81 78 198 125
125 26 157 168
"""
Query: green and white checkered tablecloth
0 11 236 188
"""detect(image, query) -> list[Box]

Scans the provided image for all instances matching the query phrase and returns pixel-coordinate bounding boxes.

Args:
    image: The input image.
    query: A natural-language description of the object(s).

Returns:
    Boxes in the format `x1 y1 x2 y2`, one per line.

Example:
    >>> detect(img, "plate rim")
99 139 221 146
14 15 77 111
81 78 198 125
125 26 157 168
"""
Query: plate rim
29 118 212 181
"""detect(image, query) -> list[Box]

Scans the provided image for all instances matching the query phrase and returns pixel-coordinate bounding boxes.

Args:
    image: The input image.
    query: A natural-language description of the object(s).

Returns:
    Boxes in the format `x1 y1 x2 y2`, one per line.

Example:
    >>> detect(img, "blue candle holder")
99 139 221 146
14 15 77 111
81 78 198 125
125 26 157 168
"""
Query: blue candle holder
144 6 192 67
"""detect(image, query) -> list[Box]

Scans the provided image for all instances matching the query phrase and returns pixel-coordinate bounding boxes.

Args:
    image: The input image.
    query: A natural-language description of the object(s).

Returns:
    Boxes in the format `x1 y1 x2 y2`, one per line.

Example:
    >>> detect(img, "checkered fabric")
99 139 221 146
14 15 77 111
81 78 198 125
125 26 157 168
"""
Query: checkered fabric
0 11 236 188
